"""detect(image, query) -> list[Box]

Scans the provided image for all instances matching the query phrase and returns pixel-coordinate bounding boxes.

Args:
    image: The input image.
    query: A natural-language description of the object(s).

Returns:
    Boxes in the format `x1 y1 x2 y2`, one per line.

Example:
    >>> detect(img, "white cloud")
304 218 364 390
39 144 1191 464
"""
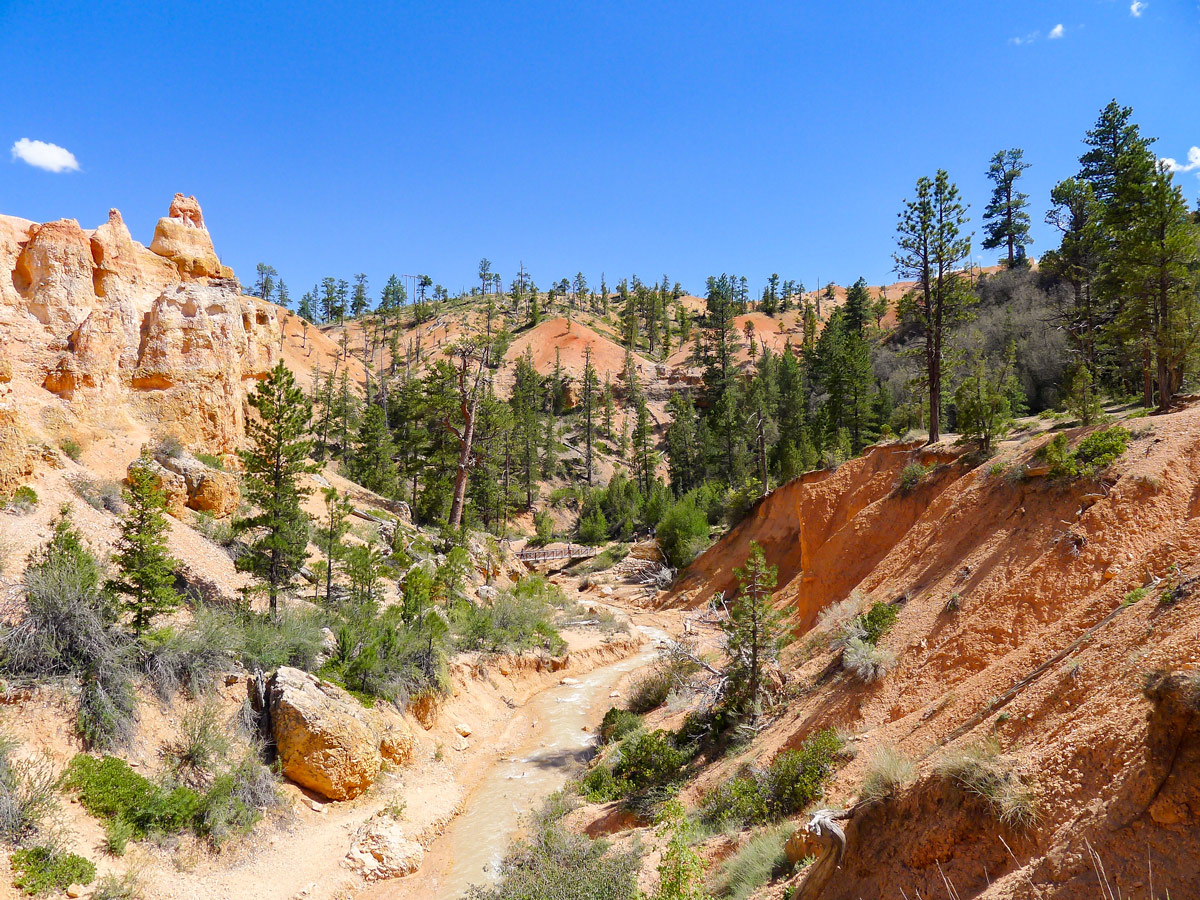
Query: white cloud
10 138 80 173
1009 30 1040 45
1130 1 1147 17
1161 146 1200 175
1049 23 1065 38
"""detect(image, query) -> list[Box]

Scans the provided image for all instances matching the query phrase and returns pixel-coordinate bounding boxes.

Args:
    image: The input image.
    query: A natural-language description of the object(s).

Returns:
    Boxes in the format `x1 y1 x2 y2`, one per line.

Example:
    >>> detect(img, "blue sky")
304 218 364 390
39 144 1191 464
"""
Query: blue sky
2 0 1198 301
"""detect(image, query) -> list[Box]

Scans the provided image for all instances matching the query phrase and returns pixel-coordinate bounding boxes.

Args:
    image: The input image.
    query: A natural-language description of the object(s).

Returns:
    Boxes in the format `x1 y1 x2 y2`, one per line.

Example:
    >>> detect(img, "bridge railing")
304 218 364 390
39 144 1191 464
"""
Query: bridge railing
516 544 600 564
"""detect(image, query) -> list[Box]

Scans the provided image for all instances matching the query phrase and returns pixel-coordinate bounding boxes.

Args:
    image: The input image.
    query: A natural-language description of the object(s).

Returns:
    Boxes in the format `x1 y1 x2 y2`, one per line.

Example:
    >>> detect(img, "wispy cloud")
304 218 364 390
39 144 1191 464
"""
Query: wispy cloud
1162 146 1200 177
1049 23 1065 38
1130 1 1147 17
10 138 80 173
1009 30 1040 45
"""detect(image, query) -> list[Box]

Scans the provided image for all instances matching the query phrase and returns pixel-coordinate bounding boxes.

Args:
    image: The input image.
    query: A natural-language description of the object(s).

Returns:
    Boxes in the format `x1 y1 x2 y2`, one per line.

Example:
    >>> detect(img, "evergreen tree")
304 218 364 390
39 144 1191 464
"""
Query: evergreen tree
894 169 973 443
315 486 351 606
581 345 598 485
665 393 700 497
251 263 278 302
350 273 370 319
351 403 399 497
297 291 317 324
844 277 872 336
982 148 1033 267
107 454 179 636
234 361 318 616
723 542 786 722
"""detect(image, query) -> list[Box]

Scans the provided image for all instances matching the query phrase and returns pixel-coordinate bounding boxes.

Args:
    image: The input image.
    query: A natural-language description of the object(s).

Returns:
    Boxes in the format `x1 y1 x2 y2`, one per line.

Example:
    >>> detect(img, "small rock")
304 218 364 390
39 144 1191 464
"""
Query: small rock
455 723 472 738
65 885 83 899
453 736 469 752
309 798 325 812
560 677 580 686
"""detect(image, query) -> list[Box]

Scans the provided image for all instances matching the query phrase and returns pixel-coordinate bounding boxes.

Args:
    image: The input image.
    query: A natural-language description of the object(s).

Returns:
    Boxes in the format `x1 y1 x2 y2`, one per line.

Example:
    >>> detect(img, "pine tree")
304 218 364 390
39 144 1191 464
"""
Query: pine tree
251 264 278 302
894 169 973 443
723 542 786 722
235 361 318 616
107 454 180 636
351 403 399 497
581 346 597 485
632 399 654 494
350 273 370 319
982 149 1033 267
315 486 351 606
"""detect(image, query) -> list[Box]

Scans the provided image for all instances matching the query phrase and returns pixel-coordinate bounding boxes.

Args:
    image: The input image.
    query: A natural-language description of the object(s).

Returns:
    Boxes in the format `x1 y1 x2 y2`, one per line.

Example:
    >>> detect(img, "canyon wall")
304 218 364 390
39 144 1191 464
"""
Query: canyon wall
0 194 280 489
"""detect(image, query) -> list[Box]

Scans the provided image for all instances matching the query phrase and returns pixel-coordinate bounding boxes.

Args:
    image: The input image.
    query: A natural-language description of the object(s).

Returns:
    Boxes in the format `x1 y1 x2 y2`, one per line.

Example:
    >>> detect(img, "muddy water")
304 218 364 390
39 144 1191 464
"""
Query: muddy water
436 628 665 898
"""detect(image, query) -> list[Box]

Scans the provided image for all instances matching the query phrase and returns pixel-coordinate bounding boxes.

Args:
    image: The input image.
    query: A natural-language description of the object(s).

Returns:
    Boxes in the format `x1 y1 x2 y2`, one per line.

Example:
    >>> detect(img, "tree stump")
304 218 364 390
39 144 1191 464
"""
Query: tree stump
786 809 848 900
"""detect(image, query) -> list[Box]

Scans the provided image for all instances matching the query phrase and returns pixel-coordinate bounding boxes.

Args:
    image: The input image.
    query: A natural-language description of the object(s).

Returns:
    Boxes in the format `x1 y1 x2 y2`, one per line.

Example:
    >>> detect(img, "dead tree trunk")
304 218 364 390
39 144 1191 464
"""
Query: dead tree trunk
787 809 849 900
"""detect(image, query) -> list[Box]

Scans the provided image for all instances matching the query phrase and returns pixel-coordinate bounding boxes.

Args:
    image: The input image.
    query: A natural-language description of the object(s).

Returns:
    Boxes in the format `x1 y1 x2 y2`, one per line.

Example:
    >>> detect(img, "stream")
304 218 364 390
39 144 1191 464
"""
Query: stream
434 626 666 898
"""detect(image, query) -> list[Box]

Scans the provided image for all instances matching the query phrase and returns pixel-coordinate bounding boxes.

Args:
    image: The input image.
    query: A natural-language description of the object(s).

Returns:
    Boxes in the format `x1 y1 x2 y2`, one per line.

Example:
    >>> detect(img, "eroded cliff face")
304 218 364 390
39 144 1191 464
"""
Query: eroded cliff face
0 194 279 477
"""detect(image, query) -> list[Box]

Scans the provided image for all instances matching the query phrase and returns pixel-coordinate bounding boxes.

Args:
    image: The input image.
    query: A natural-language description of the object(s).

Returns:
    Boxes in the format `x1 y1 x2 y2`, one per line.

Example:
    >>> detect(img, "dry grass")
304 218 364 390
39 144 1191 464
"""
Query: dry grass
860 746 915 802
936 737 1037 830
842 638 896 682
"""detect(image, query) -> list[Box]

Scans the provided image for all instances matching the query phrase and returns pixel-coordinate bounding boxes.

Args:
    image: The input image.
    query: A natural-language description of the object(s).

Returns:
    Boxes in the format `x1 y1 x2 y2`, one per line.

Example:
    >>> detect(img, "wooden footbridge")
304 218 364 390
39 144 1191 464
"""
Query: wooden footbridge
516 543 600 565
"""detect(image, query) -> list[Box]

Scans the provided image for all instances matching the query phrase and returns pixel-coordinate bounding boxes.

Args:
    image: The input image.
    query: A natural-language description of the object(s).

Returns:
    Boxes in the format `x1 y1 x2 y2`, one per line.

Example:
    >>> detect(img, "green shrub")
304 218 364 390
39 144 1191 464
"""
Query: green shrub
10 847 95 896
5 486 38 513
701 729 843 828
141 608 239 699
579 764 631 803
464 816 639 900
896 463 930 492
577 503 609 545
451 576 567 656
656 498 711 569
598 708 642 745
58 437 83 462
711 824 793 900
1040 425 1130 479
63 750 278 847
611 730 688 793
63 755 203 838
161 701 230 788
104 815 134 856
1074 425 1130 474
858 602 898 644
625 657 697 715
1 510 136 750
236 607 325 672
194 452 225 470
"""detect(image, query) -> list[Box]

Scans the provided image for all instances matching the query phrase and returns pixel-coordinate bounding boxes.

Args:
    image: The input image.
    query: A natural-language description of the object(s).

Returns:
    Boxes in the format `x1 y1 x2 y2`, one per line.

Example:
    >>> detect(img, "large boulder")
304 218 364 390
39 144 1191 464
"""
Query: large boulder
133 458 188 517
159 454 239 517
345 814 424 880
265 667 383 801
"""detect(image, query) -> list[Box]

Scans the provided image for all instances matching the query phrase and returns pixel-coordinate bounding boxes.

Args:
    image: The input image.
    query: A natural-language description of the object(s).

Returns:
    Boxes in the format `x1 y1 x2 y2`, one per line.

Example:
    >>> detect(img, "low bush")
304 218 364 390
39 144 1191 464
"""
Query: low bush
612 730 689 793
626 656 698 715
701 729 843 829
236 607 326 673
91 870 144 900
68 476 124 514
0 739 57 846
598 708 642 745
860 746 915 802
711 824 793 900
58 437 82 462
4 486 38 513
896 463 931 492
842 637 896 682
63 750 280 848
464 815 640 900
936 738 1037 830
104 815 134 856
10 846 95 896
451 576 567 655
857 602 898 644
140 608 239 700
1 510 136 750
579 764 631 804
161 702 230 789
1041 425 1130 479
194 452 224 470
